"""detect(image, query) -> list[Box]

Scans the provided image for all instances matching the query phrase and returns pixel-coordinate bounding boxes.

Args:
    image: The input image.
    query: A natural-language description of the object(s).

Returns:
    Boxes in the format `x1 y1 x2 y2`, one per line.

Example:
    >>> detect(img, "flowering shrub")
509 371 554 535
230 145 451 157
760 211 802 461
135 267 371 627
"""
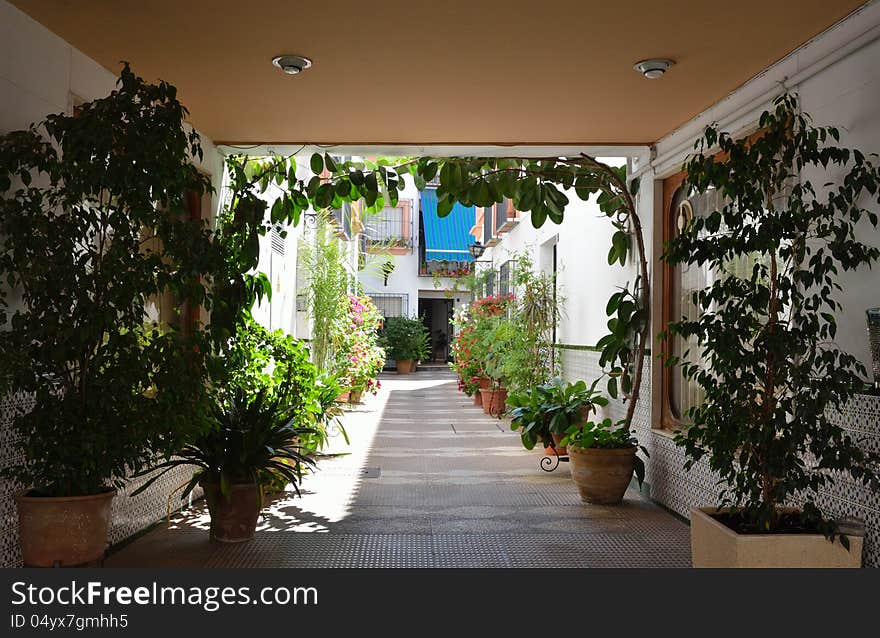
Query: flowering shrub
470 293 514 319
450 294 514 394
333 294 386 395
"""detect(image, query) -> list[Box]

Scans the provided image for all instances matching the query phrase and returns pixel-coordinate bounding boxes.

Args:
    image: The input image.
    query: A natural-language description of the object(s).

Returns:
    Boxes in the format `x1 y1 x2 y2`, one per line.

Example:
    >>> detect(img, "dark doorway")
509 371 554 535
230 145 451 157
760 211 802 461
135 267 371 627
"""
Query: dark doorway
418 297 453 363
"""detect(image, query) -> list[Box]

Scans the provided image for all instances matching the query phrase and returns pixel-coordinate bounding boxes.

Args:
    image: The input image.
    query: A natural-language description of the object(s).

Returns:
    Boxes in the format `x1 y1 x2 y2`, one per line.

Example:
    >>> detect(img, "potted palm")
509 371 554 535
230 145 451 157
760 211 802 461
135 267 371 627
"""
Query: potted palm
381 315 430 374
663 94 880 567
134 389 317 542
0 65 217 566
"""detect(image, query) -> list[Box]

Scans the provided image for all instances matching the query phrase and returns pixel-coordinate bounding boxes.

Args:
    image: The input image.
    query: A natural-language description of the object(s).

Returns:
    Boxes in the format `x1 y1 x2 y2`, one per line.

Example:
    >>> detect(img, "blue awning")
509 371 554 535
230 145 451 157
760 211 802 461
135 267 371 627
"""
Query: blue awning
420 189 476 262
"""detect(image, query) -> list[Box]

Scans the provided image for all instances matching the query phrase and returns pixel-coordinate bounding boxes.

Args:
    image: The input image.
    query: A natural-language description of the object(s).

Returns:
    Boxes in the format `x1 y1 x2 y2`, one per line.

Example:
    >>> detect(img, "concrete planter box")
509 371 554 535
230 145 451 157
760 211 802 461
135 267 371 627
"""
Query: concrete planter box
690 507 863 568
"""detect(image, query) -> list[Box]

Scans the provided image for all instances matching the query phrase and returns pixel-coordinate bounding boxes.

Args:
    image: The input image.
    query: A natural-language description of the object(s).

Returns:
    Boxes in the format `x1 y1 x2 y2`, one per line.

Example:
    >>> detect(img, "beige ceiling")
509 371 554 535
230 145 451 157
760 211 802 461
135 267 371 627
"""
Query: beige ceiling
11 0 867 146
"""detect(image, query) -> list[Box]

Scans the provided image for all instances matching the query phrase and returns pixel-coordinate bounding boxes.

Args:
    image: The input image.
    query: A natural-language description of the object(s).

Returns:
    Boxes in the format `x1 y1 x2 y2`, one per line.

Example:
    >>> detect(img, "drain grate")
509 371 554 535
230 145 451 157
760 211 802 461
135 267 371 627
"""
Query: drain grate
361 467 381 479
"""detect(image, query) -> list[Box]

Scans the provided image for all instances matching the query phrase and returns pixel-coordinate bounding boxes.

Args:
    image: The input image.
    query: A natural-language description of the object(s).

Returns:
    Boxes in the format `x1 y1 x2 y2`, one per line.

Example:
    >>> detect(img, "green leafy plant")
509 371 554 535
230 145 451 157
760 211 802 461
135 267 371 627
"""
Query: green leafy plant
234 152 649 430
132 389 317 501
663 93 880 536
507 378 609 450
0 64 221 497
299 211 352 371
560 418 647 487
381 315 430 362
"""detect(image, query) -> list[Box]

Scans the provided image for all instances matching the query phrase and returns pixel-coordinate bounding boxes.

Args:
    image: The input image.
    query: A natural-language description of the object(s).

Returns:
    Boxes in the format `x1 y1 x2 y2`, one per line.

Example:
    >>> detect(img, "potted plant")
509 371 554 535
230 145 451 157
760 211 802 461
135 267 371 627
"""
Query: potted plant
480 316 518 416
663 93 880 567
134 389 317 542
560 418 647 505
508 378 609 456
381 315 430 374
333 294 385 401
0 65 217 566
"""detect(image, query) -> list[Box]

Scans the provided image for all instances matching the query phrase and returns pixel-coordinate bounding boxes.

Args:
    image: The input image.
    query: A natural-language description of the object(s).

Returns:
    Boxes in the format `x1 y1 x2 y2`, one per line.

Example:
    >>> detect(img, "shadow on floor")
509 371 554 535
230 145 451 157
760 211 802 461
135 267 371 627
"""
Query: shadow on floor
108 369 691 568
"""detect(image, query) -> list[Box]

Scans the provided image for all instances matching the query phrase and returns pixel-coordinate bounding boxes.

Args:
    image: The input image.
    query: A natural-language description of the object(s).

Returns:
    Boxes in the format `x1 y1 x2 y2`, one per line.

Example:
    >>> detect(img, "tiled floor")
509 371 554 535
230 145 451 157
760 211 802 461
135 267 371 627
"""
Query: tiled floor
107 369 691 568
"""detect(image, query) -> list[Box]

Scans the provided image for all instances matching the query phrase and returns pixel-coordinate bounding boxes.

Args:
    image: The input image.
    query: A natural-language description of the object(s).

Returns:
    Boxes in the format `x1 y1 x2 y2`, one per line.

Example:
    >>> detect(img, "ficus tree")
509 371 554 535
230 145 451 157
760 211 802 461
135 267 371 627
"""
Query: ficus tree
0 64 222 496
663 93 880 535
228 151 649 431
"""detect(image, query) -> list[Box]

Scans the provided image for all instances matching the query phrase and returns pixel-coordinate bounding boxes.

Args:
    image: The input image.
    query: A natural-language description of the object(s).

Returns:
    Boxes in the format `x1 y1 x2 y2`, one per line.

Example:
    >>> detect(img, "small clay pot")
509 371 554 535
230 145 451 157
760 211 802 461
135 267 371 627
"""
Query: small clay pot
480 388 508 417
336 391 350 403
203 483 261 543
350 389 363 403
396 359 415 374
15 489 116 567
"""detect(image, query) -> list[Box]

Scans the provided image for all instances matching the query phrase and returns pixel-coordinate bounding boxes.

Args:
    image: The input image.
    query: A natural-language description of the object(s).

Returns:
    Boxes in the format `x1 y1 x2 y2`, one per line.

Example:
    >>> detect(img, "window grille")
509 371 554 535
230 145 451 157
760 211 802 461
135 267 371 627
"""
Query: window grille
362 202 412 250
367 293 408 318
499 260 514 296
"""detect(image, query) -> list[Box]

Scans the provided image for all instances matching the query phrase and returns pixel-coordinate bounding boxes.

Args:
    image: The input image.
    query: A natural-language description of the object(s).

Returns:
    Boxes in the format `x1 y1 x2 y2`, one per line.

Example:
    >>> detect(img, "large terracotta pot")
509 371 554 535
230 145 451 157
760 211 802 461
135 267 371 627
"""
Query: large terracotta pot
396 359 415 374
473 390 483 407
335 391 350 403
480 388 508 417
690 507 863 568
544 433 568 456
203 483 261 543
477 376 491 391
568 446 636 505
350 388 363 403
15 489 115 566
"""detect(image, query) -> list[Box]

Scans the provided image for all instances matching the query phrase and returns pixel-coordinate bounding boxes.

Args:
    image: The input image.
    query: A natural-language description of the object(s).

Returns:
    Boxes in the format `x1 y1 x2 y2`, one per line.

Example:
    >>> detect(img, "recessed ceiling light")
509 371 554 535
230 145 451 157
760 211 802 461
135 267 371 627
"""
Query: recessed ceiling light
633 59 674 79
272 55 313 75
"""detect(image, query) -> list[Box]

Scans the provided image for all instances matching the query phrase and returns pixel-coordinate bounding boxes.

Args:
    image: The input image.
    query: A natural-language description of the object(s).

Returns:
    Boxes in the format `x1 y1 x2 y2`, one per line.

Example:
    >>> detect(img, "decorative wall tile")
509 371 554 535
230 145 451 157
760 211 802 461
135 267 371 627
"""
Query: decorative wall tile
559 347 880 568
0 393 199 568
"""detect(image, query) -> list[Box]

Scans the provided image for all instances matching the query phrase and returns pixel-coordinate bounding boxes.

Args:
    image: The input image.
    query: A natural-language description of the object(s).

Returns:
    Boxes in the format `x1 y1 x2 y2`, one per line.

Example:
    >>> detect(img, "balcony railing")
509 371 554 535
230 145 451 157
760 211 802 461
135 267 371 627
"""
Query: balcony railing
362 201 413 253
418 260 473 278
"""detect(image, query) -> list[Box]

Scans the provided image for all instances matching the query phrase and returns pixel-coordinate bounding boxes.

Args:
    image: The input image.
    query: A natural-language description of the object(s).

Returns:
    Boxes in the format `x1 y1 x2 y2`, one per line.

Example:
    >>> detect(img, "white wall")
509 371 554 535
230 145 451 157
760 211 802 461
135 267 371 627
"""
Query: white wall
482 160 641 349
797 38 880 369
0 0 224 209
644 10 880 376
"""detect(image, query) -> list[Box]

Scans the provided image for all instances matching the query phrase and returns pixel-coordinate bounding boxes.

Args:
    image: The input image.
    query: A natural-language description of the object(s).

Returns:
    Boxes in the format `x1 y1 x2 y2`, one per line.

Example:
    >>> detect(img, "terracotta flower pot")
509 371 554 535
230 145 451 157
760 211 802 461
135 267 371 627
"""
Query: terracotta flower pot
477 376 491 391
473 390 483 407
203 483 261 543
396 359 415 374
568 446 636 505
544 433 568 456
336 391 350 403
350 389 363 403
480 387 508 417
15 489 115 567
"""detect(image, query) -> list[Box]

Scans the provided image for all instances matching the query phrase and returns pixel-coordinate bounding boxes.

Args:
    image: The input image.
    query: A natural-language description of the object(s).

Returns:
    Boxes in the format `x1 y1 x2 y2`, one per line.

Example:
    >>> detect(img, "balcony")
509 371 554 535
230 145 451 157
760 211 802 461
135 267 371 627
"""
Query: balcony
418 260 473 278
361 201 413 254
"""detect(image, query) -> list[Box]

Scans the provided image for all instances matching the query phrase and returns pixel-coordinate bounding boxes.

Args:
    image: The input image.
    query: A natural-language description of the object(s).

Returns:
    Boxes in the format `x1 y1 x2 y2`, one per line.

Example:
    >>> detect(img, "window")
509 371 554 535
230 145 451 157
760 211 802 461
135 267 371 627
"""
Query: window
331 201 352 239
662 171 767 428
362 200 412 250
499 260 513 296
482 206 493 244
368 293 408 318
494 198 509 231
485 269 496 297
663 180 714 426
